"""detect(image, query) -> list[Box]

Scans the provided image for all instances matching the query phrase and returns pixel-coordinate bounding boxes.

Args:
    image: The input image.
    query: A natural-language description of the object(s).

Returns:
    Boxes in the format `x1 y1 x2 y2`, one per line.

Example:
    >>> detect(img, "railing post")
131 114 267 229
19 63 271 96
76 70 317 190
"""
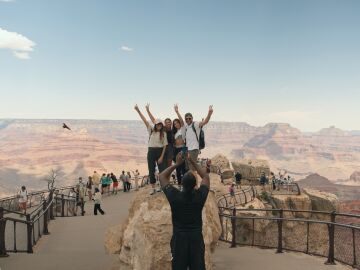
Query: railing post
352 228 357 267
61 194 65 217
26 214 33 253
0 207 9 257
43 200 49 235
49 191 55 220
325 211 336 265
219 208 224 240
231 207 236 248
276 209 283 253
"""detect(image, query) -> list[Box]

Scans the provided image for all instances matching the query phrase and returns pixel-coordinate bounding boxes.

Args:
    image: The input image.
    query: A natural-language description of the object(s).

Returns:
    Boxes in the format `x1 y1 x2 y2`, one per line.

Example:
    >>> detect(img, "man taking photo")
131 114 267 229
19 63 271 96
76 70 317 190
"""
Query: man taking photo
159 153 210 270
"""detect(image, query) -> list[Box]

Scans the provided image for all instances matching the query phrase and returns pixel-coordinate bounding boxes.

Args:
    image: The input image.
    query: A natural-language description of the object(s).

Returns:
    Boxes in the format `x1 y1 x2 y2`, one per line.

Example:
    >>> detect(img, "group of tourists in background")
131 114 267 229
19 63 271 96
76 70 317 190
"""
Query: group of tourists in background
134 103 214 195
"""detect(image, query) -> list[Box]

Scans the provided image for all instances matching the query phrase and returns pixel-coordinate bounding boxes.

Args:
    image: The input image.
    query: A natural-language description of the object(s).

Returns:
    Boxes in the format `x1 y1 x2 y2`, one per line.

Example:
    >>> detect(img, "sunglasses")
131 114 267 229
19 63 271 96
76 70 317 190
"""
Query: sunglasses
185 118 192 120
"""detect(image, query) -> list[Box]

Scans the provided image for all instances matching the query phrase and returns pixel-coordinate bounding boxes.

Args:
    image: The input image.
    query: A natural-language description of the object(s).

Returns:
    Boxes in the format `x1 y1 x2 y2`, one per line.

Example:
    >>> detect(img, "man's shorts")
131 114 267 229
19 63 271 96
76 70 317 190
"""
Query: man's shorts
186 149 199 171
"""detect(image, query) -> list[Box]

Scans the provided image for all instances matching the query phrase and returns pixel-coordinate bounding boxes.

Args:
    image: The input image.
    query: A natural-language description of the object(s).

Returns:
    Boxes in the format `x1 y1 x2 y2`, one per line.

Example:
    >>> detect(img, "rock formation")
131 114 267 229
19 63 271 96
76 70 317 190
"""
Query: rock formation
210 154 231 173
105 186 221 270
232 159 270 182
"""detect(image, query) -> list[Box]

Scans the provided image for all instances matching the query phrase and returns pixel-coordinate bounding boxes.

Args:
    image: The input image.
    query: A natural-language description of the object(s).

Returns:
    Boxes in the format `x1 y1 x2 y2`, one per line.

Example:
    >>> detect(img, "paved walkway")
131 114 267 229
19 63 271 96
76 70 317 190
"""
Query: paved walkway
0 191 352 270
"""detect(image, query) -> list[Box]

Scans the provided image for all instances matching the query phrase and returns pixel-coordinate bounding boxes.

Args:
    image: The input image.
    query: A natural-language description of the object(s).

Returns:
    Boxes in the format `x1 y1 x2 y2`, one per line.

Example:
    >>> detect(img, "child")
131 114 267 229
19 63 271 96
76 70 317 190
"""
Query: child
93 188 105 215
229 183 235 205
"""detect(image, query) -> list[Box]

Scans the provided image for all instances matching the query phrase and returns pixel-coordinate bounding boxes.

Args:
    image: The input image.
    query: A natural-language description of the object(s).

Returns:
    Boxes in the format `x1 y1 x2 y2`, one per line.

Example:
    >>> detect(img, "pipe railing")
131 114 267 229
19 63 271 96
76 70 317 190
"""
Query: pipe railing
219 207 360 269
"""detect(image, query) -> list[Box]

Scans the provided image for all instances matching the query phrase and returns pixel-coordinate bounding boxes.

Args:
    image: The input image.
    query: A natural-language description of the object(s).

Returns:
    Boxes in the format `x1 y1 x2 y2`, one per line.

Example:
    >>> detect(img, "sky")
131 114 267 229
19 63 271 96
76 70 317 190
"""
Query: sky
1 0 360 132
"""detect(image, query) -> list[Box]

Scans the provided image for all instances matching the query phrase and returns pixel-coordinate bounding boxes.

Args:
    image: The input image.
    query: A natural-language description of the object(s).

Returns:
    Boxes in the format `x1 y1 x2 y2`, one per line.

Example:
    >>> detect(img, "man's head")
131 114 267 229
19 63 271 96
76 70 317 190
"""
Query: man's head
21 186 26 191
185 113 193 125
182 172 196 193
78 177 83 183
94 170 97 173
164 118 172 131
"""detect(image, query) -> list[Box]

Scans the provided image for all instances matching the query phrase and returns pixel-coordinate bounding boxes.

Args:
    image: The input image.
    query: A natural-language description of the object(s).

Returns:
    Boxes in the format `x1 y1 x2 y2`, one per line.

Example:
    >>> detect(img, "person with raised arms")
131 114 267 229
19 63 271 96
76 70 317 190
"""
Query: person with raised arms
159 153 210 270
135 104 168 195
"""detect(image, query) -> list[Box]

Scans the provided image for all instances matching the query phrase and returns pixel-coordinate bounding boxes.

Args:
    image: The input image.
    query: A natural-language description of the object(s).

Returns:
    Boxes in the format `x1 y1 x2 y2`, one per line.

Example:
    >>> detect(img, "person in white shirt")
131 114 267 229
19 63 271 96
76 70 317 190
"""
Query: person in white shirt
132 169 140 191
93 188 105 215
181 105 214 172
18 186 28 215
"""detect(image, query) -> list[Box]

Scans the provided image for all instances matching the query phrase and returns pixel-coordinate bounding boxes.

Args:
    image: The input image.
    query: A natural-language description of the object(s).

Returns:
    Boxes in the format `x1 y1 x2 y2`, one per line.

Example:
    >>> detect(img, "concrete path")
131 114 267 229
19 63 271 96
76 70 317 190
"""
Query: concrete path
0 190 352 270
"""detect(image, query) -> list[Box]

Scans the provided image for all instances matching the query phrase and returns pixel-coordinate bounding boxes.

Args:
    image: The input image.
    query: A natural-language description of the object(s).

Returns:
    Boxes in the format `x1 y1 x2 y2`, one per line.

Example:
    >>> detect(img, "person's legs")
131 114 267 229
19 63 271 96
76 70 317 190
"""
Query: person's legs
99 204 105 215
94 204 98 215
147 148 158 194
189 232 205 270
186 150 199 173
171 233 189 270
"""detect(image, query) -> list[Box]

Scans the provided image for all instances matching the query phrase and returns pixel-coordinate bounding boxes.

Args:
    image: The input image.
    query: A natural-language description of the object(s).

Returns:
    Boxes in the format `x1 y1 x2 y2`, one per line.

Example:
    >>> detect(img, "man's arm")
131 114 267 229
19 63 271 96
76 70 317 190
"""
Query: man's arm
159 153 185 188
188 157 210 188
174 104 185 126
145 103 156 124
199 105 214 128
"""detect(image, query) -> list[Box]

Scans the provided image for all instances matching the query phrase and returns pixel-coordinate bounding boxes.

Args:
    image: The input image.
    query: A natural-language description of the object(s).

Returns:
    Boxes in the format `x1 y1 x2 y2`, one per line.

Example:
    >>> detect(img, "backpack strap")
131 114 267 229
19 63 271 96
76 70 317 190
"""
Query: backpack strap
192 122 199 142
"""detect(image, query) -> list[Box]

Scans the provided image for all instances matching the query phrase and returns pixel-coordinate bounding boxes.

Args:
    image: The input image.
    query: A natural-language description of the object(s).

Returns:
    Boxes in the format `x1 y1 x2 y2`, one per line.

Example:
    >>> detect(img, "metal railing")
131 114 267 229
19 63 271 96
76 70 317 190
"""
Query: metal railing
218 207 360 269
217 186 257 208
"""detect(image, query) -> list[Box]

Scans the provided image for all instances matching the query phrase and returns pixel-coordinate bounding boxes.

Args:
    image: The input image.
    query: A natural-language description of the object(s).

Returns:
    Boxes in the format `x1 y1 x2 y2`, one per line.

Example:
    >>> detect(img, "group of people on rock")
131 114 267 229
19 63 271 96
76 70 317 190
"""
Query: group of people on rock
134 103 214 195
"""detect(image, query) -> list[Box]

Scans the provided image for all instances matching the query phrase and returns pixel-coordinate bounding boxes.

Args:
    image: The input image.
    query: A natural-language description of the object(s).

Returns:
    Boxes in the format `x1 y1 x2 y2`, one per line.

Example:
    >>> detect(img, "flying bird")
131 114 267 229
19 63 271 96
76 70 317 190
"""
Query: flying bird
62 123 71 131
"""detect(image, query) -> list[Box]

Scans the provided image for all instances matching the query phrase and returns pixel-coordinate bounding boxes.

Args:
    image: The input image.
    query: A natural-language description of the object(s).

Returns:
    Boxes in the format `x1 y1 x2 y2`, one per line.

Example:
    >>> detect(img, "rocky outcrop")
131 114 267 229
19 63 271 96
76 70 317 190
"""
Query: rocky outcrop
210 154 230 173
270 194 312 218
105 187 221 270
303 188 339 213
350 171 360 182
232 159 270 181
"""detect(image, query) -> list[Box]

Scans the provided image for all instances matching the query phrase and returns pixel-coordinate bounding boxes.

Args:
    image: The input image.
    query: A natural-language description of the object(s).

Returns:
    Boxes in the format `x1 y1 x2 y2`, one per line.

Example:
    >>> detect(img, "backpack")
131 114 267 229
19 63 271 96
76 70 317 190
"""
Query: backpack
191 122 205 150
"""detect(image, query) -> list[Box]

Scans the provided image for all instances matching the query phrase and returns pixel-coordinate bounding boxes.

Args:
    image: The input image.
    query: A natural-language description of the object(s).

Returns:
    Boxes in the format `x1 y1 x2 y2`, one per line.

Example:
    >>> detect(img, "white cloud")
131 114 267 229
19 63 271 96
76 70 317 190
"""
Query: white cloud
0 27 36 60
120 45 133 52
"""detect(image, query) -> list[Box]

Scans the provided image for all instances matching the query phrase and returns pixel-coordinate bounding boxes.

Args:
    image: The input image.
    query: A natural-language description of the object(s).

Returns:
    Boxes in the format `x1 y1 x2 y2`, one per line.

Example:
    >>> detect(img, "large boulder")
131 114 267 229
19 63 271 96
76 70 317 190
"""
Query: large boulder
220 169 234 180
270 194 312 218
210 154 231 173
105 187 221 270
303 188 339 213
231 159 270 183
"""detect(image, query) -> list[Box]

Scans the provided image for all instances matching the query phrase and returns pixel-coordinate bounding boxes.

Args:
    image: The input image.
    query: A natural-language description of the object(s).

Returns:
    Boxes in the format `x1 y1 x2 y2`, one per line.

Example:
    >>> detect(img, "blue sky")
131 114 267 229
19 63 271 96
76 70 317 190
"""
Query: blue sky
1 0 360 131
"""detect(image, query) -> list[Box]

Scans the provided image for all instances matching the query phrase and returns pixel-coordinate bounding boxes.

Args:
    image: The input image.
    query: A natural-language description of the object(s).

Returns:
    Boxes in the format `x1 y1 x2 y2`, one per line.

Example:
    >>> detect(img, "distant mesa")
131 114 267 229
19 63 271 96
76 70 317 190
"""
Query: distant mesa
350 171 360 182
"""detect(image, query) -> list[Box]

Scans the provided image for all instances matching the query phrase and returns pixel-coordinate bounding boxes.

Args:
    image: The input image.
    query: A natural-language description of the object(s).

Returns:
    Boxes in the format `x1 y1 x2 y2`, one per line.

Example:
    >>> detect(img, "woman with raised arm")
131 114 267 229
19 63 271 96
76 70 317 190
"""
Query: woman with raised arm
173 104 186 187
134 104 168 195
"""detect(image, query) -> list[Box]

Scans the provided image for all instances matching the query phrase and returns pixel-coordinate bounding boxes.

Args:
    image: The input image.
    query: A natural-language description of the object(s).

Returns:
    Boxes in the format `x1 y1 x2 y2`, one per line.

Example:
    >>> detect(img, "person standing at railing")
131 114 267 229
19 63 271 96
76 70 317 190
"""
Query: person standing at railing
229 183 235 205
69 188 77 216
111 173 119 195
120 171 128 192
132 169 140 191
86 176 93 201
100 173 107 194
93 188 105 215
18 186 28 216
235 172 242 189
76 178 86 216
126 172 132 191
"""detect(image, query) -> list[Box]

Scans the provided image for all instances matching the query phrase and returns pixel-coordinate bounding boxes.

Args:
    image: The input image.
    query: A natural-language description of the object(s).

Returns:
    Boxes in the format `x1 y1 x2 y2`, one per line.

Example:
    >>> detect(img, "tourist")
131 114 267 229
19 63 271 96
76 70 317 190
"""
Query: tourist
93 188 105 215
68 187 77 216
76 180 86 216
111 173 119 195
120 171 128 192
132 169 140 191
134 104 168 195
229 183 236 204
159 153 210 270
270 172 276 190
86 176 93 201
180 105 213 173
235 171 242 189
18 186 28 215
172 104 187 187
126 172 132 191
92 170 101 191
100 173 108 194
106 173 113 194
259 172 267 188
146 103 174 168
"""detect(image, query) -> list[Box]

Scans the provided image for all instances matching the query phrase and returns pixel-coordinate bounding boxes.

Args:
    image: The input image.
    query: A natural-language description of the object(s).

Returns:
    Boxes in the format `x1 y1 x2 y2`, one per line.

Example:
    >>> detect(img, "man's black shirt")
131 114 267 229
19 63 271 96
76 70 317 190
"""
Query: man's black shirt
163 185 209 232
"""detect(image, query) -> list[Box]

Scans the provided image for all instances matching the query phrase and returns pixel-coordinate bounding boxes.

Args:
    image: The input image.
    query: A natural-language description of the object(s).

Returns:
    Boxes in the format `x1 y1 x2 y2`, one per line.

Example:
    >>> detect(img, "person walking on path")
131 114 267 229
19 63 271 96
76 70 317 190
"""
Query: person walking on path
100 174 108 194
86 176 93 201
93 188 105 215
159 153 210 270
68 187 77 216
18 186 28 215
76 178 86 216
135 104 168 195
235 172 242 189
126 172 132 191
120 171 128 192
111 173 119 194
178 105 214 173
146 103 174 168
132 169 140 191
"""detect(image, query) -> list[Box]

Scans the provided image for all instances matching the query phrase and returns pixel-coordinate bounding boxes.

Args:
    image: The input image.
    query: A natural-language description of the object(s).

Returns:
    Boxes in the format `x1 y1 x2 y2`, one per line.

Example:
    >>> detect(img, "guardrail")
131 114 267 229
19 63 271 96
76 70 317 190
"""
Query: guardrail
0 175 150 257
217 186 257 208
218 207 360 269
